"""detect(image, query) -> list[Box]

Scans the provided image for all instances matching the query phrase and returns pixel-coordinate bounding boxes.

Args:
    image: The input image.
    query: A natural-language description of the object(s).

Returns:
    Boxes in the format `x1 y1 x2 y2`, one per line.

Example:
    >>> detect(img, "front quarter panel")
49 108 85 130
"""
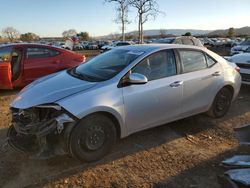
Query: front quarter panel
57 83 127 137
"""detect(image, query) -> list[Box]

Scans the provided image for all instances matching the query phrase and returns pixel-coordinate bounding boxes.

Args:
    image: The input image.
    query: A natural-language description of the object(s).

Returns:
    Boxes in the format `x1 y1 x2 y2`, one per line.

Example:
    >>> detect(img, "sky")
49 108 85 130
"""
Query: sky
0 0 249 37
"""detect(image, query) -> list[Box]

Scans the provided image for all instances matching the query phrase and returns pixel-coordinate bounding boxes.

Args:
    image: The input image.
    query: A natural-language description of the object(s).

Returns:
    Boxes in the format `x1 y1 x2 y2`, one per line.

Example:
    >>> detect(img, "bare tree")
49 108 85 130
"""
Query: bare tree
2 27 20 42
62 29 77 38
105 0 130 41
129 0 162 43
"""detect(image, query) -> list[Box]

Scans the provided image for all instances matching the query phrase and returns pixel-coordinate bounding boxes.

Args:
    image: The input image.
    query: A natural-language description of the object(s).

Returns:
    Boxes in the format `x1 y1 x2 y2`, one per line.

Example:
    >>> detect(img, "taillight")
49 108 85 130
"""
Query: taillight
235 66 240 73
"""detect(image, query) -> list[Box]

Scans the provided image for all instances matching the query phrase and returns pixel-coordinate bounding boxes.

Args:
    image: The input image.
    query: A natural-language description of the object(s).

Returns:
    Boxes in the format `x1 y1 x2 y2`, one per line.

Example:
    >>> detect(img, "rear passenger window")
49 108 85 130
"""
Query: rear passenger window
27 48 59 58
132 50 177 81
179 50 207 73
205 54 217 67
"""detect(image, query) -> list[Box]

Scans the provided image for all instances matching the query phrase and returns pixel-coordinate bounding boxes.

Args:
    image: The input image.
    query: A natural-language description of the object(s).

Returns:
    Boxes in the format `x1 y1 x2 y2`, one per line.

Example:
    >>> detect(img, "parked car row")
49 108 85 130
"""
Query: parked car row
231 39 250 55
145 37 245 48
7 44 241 162
228 47 250 85
200 37 244 47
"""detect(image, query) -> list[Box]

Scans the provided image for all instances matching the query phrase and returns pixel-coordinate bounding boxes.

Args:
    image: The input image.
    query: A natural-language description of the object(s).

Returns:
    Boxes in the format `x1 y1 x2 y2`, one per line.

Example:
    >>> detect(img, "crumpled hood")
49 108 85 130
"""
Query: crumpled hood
11 70 97 109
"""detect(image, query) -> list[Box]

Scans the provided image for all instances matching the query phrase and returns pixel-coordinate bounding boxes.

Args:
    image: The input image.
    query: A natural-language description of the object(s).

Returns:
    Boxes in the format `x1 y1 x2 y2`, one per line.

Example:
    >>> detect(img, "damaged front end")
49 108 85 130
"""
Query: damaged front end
8 104 77 159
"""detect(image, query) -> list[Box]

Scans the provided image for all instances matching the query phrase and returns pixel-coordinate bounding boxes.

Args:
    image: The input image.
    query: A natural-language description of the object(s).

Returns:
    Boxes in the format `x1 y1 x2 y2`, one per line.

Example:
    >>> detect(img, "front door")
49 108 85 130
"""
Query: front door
0 46 13 89
122 50 183 133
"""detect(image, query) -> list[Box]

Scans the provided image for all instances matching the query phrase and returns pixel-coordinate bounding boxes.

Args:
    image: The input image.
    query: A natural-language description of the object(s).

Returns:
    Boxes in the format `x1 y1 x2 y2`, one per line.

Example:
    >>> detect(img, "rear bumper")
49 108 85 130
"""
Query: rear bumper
232 73 242 101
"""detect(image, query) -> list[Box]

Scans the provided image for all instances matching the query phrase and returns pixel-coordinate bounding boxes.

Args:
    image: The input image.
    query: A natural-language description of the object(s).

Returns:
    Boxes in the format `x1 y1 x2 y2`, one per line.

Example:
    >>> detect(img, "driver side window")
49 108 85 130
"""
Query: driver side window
132 50 177 81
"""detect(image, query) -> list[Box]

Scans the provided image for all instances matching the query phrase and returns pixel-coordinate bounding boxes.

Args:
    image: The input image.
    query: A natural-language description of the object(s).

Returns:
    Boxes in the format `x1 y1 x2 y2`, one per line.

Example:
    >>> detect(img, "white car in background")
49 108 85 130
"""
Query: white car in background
229 47 250 85
100 41 132 53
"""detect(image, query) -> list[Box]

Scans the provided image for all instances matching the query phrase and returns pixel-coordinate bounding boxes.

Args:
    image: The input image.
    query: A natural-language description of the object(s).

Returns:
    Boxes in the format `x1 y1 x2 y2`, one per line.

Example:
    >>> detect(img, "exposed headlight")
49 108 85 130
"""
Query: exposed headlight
11 104 63 126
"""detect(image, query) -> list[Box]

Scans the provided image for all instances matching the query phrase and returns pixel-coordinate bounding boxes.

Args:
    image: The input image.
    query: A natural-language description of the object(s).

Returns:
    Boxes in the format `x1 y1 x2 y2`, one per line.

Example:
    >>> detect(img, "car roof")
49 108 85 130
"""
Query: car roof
116 44 205 52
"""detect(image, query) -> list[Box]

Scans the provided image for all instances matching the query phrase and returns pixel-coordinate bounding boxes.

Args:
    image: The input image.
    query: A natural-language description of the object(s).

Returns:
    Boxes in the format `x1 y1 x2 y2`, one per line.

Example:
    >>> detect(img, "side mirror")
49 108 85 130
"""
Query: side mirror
128 73 148 85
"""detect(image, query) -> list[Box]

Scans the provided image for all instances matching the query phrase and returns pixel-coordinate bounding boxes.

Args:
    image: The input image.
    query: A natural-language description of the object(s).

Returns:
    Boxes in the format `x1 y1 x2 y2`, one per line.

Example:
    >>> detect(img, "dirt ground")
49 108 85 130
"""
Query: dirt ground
0 85 249 188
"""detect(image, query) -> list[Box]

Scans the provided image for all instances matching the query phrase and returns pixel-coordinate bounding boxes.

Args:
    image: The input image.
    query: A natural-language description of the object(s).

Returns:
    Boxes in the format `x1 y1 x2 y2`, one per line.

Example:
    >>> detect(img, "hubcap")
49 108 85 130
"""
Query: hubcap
83 125 105 151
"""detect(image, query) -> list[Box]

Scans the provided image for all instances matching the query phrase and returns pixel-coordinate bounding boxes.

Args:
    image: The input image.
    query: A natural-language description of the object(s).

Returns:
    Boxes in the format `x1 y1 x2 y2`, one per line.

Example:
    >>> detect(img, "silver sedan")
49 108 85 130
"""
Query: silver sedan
8 44 241 161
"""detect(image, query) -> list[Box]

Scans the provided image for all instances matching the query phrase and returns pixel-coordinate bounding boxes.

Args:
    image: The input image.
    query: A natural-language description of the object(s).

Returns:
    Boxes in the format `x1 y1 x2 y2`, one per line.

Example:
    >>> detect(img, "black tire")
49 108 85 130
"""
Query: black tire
69 114 117 162
207 88 233 118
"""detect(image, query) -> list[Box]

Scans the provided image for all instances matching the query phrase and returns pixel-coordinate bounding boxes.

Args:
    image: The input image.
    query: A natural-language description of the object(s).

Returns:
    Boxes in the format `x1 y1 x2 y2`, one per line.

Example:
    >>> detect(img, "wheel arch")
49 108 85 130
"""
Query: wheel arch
207 84 235 111
73 107 126 139
85 111 122 139
222 84 234 99
214 84 235 104
207 84 235 118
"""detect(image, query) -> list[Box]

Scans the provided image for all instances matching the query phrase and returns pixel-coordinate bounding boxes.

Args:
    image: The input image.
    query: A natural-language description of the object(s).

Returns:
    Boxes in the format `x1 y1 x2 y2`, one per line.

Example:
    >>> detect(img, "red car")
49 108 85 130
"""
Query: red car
0 43 86 89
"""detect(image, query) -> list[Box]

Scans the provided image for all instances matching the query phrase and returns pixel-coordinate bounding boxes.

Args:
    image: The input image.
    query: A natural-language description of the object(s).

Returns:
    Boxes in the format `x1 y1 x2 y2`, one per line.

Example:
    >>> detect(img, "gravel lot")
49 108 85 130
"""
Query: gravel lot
0 85 249 188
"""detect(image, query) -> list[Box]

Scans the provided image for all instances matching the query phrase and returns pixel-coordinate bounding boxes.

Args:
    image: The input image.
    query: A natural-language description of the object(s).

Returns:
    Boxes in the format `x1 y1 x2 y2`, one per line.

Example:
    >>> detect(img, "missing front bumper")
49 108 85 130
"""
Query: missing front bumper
8 113 76 159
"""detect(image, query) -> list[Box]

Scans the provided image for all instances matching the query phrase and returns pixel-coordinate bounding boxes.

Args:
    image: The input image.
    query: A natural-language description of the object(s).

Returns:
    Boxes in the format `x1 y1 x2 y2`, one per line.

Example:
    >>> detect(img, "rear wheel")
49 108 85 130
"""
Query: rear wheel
207 88 233 118
69 114 116 162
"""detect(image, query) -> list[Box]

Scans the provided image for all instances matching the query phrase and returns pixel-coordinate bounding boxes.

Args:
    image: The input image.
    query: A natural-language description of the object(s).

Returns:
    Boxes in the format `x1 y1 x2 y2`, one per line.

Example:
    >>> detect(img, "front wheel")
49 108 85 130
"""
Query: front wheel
207 88 233 118
69 114 117 162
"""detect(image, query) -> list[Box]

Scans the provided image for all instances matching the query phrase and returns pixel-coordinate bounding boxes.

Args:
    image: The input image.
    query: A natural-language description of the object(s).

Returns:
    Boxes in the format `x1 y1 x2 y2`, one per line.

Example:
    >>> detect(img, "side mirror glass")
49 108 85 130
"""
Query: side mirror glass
128 73 148 85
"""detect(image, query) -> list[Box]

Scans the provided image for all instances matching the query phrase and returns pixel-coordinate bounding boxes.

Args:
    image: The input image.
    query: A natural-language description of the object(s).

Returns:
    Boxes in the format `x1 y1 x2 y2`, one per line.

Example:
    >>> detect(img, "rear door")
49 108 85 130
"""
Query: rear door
177 49 223 117
23 46 60 84
0 46 13 89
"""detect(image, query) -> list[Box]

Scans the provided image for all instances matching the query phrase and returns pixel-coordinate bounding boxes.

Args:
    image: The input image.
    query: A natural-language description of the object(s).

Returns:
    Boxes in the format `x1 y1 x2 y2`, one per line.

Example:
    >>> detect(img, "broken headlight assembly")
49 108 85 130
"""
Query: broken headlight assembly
8 104 76 159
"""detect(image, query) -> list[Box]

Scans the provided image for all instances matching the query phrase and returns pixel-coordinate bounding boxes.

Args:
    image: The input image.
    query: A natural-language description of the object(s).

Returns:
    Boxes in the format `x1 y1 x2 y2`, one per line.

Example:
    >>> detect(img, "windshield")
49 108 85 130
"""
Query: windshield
68 49 144 82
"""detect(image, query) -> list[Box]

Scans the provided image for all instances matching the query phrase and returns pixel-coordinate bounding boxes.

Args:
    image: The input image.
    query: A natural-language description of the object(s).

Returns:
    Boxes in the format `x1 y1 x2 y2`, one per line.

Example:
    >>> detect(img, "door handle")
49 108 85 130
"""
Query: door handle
169 81 183 88
212 71 221 76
